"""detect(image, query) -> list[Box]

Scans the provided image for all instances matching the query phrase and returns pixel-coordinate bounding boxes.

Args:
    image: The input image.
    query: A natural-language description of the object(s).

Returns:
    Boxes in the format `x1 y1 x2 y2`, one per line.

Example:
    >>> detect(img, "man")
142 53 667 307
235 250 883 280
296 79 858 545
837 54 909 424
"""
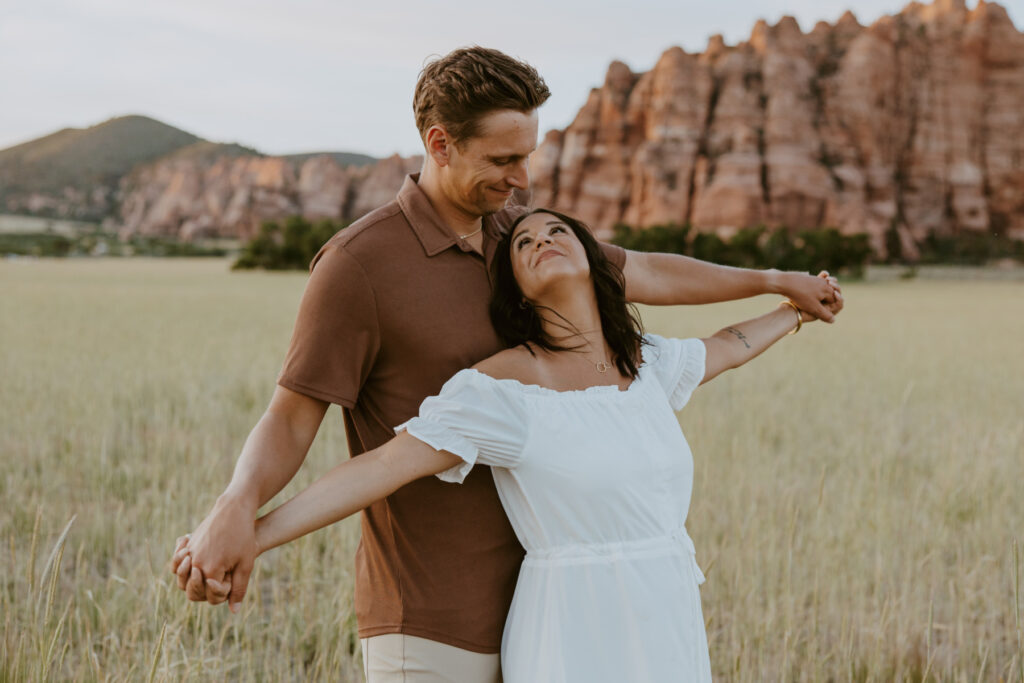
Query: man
172 47 839 682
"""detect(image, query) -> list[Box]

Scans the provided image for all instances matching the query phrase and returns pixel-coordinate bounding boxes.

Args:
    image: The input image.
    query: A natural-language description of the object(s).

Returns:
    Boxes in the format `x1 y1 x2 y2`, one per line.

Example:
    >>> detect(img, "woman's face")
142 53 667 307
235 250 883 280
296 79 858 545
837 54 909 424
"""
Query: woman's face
509 212 590 302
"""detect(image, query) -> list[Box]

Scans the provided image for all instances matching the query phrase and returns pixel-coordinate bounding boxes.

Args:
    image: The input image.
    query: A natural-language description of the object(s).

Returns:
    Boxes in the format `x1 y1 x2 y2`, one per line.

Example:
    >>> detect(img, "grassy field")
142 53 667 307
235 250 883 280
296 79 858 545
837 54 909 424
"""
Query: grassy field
1 258 1022 681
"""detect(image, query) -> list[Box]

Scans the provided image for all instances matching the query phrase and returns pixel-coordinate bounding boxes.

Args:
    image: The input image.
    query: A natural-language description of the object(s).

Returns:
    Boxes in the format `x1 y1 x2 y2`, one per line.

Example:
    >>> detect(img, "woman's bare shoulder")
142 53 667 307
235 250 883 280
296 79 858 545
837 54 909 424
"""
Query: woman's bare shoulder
471 345 544 383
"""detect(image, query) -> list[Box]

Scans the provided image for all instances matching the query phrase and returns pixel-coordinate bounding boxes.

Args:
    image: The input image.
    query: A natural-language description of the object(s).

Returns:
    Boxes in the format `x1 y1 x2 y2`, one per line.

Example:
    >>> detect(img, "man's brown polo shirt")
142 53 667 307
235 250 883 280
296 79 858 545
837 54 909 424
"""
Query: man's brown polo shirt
278 174 625 653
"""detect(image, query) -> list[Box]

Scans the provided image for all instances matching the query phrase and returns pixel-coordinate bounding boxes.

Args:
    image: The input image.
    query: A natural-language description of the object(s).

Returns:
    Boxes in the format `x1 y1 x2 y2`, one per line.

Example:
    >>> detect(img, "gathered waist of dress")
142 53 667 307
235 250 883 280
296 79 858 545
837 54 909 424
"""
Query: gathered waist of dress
522 527 705 583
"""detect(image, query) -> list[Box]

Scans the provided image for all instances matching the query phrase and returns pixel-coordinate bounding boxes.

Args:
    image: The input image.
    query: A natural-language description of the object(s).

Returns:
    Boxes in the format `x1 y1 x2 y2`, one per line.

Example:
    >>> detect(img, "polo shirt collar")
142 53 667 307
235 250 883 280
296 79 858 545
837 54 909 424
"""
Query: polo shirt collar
397 173 502 257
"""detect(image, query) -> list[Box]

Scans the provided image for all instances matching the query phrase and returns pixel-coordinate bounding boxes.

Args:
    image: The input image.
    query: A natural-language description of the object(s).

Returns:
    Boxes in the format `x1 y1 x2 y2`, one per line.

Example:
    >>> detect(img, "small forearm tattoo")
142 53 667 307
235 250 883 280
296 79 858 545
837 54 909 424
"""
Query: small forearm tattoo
725 327 751 349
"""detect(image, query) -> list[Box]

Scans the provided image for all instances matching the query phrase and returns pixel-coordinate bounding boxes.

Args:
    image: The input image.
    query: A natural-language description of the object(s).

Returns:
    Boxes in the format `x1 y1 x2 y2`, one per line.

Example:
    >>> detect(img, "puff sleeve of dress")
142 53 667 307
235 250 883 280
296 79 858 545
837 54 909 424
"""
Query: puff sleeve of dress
395 369 529 484
643 334 707 411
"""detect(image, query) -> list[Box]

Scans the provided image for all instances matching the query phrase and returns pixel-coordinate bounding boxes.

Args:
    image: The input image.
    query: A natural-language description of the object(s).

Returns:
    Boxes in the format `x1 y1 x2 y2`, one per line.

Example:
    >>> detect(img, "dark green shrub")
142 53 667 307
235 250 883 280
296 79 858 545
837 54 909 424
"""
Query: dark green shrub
918 231 1024 265
611 223 691 254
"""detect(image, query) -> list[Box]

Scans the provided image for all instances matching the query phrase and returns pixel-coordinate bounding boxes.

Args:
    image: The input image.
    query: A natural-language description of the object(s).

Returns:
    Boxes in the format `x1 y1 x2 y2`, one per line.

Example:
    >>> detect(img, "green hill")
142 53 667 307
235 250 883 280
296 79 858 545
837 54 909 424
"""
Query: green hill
159 140 263 164
0 115 380 221
0 115 200 198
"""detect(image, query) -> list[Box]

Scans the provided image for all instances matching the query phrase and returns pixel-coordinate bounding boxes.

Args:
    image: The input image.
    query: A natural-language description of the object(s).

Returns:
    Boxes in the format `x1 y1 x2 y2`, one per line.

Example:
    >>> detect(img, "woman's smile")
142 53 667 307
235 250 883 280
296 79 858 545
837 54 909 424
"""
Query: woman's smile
534 249 564 266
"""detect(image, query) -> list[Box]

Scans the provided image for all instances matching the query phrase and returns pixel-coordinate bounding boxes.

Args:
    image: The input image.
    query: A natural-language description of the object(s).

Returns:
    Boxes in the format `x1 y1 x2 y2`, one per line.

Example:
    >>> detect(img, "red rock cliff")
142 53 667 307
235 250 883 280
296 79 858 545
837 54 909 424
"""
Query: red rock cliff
529 0 1024 255
118 153 422 241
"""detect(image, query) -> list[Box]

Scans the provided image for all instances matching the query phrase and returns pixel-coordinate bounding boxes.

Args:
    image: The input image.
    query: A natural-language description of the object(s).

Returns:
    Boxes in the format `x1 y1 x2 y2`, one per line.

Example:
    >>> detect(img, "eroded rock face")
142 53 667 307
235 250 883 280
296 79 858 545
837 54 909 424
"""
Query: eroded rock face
529 0 1024 254
119 154 422 240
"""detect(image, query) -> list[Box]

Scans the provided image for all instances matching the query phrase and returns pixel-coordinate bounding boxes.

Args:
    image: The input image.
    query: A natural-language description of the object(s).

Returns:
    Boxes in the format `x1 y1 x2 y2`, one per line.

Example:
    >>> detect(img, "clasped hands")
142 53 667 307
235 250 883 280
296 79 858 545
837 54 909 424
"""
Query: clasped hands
169 497 259 613
788 270 844 322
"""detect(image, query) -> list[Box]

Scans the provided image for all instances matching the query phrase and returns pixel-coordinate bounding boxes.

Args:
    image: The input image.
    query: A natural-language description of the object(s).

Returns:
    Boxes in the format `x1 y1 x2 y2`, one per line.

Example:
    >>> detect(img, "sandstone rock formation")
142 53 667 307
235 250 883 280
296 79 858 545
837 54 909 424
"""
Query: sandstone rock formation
118 153 422 240
528 0 1024 256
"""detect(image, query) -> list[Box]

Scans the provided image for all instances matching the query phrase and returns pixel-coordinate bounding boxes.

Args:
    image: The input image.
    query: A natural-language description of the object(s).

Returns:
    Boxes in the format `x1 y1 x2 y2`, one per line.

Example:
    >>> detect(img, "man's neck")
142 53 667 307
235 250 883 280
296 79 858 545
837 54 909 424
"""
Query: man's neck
417 165 483 238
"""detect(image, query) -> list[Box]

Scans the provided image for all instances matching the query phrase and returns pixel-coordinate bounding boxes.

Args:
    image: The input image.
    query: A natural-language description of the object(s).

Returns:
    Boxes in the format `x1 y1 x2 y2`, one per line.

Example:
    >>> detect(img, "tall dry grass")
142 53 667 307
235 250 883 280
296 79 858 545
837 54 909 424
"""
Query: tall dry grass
1 258 1021 681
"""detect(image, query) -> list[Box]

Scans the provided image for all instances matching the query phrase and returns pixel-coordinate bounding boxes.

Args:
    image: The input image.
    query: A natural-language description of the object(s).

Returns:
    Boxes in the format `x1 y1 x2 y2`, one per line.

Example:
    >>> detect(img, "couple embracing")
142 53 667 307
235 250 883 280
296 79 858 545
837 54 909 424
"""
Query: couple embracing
170 47 843 682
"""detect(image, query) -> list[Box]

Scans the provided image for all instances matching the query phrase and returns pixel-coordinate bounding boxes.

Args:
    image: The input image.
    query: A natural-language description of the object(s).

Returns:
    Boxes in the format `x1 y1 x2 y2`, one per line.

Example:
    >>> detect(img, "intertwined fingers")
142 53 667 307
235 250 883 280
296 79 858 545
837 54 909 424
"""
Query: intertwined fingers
817 270 844 314
171 536 191 572
176 552 193 591
831 287 845 314
817 271 842 305
186 567 208 602
171 534 193 591
206 576 232 605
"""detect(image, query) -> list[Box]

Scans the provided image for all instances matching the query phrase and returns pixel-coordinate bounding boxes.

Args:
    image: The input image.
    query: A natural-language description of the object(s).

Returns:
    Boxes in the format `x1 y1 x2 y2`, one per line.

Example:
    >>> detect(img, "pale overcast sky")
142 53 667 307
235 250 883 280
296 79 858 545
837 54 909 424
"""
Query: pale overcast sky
1 0 1019 158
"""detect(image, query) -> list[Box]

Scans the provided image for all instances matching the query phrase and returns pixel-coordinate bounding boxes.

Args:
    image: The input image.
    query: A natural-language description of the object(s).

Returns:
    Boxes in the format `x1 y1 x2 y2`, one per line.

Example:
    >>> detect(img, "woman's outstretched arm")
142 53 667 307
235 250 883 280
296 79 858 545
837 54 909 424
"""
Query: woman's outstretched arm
253 433 461 555
700 296 841 385
623 251 842 322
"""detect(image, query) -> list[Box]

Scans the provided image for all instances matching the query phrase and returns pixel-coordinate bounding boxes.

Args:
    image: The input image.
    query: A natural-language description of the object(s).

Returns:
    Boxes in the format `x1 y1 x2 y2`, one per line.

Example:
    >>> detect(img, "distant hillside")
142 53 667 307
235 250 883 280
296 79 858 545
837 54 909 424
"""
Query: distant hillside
118 152 421 241
0 116 380 222
164 141 263 164
282 151 377 168
0 115 199 198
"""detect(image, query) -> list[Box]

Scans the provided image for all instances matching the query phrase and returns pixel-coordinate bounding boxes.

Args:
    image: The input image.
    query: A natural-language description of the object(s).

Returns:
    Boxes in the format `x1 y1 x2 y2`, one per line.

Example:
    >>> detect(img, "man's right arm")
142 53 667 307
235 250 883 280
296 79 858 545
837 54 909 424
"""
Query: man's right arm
174 385 328 611
172 243 380 611
223 385 330 510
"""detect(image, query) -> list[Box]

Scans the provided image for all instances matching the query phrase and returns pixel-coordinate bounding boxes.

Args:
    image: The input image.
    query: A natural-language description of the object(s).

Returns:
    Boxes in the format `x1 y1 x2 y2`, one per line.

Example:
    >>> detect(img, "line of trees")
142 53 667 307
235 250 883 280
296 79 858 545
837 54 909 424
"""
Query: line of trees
0 230 228 258
611 223 873 277
887 225 1024 266
231 218 1023 274
231 218 874 275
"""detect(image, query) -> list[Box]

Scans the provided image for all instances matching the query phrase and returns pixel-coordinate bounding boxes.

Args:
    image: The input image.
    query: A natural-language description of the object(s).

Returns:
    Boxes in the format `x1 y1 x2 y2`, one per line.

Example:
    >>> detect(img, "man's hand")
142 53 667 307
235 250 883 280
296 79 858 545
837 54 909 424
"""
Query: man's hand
776 270 842 323
170 496 259 613
167 386 329 612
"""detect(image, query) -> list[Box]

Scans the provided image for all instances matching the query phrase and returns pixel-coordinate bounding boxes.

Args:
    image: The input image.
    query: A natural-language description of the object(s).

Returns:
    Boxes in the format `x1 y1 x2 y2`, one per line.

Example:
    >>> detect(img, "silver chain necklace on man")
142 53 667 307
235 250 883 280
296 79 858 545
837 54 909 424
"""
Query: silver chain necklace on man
457 225 483 240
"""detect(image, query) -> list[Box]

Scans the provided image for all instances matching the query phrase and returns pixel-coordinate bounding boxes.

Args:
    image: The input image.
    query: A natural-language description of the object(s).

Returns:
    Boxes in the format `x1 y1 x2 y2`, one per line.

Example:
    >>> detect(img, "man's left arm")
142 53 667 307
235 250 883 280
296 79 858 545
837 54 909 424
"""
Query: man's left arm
621 250 839 322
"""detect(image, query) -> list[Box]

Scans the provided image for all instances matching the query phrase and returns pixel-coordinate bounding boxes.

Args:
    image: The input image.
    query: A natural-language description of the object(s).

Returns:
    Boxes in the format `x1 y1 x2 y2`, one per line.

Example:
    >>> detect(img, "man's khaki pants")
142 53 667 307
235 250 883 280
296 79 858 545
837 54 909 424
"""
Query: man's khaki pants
360 634 501 683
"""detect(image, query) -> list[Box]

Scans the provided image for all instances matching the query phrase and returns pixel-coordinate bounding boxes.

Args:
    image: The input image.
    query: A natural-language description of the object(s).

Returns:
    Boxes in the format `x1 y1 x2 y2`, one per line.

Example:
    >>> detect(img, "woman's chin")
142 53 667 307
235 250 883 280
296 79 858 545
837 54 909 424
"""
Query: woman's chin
527 268 591 299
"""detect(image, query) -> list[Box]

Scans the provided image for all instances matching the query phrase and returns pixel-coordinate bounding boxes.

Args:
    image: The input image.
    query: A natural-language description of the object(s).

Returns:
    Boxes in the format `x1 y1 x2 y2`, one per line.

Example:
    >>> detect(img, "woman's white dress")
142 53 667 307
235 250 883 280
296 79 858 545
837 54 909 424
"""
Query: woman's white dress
397 334 712 682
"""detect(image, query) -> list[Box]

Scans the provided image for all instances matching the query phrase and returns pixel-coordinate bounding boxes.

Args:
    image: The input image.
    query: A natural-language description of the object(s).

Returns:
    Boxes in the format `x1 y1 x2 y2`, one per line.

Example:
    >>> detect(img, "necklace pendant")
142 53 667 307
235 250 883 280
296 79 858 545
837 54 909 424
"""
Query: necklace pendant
594 361 611 373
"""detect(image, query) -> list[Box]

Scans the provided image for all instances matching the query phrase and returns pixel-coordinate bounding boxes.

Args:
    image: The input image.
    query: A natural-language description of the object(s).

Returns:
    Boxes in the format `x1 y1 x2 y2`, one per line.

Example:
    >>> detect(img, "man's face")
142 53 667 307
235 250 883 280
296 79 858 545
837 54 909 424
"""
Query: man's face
441 109 539 218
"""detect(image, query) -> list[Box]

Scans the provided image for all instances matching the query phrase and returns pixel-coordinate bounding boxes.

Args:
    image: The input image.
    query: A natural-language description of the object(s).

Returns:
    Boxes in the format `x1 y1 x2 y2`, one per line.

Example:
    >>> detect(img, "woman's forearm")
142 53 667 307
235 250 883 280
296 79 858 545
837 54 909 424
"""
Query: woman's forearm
254 448 391 554
701 303 804 383
253 433 461 555
622 251 838 321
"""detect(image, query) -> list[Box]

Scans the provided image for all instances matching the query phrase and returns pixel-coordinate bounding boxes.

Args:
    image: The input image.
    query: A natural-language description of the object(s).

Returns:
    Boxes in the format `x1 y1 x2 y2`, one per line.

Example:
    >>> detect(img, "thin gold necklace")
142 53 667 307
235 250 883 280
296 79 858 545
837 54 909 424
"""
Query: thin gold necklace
574 348 612 373
546 329 611 372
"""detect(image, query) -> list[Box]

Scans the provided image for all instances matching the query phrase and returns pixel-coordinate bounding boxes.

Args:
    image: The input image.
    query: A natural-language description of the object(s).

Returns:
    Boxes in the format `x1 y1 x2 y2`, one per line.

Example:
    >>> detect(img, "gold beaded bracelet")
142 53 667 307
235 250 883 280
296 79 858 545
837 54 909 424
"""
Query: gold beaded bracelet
780 299 802 335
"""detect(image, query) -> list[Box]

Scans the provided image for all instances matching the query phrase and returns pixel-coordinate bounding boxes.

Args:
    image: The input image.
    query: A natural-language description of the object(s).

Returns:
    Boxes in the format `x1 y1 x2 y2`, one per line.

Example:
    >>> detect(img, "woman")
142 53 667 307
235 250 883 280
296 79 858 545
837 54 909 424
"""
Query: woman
174 208 841 681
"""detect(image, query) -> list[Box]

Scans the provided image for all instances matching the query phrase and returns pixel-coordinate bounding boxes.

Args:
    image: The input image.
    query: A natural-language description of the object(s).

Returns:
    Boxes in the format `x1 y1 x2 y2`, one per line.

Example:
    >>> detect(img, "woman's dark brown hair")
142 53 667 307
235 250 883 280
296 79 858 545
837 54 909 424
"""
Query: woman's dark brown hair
490 209 646 378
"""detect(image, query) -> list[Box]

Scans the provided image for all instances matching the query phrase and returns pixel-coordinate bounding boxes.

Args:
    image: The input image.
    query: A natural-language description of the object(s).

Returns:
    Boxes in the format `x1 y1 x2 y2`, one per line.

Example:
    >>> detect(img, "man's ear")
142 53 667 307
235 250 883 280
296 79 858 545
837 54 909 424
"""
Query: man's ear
424 125 453 167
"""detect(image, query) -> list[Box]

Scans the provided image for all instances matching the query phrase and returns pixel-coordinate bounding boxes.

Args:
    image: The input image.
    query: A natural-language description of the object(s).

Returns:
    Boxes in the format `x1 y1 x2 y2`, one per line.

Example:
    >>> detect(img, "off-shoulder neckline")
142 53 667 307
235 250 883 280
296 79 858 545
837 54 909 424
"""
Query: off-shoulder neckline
458 337 674 398
460 367 644 398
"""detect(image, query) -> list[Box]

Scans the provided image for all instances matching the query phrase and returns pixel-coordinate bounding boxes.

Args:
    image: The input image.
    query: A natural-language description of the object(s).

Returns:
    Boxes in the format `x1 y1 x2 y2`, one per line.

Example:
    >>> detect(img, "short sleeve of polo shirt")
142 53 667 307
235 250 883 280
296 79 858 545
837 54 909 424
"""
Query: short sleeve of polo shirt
277 245 379 408
600 242 626 272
